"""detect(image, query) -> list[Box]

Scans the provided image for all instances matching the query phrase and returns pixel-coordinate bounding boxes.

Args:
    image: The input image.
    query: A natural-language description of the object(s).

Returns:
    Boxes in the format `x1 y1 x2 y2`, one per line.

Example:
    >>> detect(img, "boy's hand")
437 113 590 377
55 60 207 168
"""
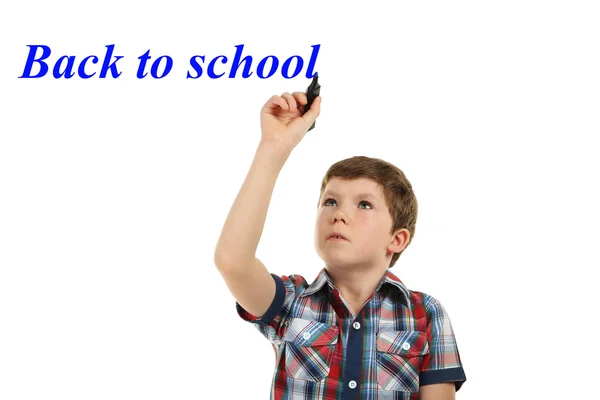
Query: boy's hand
260 91 321 153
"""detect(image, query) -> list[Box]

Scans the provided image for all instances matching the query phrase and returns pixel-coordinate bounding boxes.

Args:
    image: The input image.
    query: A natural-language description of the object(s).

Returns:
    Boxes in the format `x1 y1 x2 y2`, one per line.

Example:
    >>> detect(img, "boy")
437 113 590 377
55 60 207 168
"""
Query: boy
214 89 467 399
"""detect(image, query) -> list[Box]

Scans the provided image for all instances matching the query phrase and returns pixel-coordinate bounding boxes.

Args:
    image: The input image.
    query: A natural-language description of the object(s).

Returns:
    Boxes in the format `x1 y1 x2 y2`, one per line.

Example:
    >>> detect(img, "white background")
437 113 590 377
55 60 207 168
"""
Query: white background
1 1 598 399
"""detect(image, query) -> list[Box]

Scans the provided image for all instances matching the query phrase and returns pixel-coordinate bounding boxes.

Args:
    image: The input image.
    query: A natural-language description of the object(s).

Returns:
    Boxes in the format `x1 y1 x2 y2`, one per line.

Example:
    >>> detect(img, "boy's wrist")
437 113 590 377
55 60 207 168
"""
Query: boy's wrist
257 139 293 163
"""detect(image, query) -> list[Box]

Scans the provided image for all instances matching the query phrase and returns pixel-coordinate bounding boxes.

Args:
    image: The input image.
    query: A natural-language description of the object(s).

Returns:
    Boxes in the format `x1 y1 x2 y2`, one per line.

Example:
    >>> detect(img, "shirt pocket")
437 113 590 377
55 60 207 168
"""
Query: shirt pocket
376 330 430 393
282 318 339 382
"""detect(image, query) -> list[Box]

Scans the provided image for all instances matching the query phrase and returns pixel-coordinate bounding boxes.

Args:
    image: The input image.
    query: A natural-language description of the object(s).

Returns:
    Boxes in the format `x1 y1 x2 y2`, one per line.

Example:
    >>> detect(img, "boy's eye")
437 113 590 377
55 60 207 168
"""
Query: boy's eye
323 198 336 206
359 201 373 209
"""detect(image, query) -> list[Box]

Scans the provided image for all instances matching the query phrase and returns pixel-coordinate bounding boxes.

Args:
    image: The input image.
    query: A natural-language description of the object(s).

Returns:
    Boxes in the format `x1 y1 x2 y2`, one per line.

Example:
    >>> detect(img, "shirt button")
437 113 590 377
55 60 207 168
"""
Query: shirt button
402 342 411 350
352 321 361 330
302 332 311 340
348 380 357 389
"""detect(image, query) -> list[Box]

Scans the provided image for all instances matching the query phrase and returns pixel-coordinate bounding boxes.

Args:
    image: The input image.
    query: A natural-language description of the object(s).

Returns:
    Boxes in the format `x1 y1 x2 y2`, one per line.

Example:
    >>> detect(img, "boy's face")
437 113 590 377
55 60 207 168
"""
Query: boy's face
314 177 404 271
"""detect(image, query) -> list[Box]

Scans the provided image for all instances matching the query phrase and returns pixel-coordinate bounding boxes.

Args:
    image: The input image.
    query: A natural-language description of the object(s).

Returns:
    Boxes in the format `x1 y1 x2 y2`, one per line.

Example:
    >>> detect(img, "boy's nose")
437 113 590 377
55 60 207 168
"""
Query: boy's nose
332 210 347 224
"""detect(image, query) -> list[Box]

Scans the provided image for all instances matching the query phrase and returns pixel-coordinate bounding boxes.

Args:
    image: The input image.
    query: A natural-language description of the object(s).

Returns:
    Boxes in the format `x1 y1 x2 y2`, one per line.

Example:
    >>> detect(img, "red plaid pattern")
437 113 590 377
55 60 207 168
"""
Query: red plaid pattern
236 268 467 399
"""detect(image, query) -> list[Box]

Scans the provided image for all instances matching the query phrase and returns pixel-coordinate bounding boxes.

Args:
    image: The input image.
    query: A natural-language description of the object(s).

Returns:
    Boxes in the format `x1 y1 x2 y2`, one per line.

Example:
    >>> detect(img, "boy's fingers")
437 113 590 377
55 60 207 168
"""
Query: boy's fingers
292 92 307 105
281 92 297 111
264 95 287 110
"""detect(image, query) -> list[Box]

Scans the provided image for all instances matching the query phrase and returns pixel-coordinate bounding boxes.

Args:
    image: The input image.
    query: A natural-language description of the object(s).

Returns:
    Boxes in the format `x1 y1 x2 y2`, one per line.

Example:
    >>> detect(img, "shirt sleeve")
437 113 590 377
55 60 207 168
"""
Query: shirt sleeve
419 296 467 392
235 273 306 345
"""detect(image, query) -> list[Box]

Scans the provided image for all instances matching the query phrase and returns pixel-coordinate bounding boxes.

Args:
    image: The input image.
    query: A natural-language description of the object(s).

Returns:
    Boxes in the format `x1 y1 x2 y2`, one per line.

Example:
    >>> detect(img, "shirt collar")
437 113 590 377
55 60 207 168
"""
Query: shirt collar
301 267 412 302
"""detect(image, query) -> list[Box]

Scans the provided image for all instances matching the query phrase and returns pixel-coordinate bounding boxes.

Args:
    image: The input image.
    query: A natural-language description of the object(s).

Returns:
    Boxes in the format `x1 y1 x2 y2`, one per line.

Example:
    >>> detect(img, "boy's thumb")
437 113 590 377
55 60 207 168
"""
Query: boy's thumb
301 96 321 130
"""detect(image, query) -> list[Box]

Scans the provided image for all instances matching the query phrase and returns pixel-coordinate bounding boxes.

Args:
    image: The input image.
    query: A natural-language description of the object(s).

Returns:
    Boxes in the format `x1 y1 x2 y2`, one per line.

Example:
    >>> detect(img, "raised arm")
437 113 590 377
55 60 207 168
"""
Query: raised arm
213 91 321 318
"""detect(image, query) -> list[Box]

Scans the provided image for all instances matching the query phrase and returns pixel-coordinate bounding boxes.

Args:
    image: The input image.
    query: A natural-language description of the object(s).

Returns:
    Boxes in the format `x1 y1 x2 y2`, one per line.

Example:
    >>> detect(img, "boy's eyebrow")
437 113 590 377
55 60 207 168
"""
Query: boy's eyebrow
322 190 379 202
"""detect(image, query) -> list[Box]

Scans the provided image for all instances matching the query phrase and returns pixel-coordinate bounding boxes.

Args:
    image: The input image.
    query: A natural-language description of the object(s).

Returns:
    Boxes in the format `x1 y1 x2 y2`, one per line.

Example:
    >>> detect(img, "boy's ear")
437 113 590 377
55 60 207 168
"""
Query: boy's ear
388 228 410 253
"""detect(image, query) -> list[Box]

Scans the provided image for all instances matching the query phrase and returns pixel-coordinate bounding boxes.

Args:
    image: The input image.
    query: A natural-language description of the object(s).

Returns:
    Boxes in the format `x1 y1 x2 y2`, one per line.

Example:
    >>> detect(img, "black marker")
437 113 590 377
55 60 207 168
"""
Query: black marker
304 73 320 131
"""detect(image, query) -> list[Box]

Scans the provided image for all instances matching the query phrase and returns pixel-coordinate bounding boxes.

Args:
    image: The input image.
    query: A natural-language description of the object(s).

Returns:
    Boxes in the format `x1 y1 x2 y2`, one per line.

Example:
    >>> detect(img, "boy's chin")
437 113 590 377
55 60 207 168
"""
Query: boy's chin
320 253 387 271
321 255 361 269
318 249 348 261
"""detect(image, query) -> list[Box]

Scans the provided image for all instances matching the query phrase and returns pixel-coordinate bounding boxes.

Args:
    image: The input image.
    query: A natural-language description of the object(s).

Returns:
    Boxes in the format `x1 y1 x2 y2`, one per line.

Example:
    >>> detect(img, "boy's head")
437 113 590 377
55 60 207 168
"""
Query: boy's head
314 156 418 269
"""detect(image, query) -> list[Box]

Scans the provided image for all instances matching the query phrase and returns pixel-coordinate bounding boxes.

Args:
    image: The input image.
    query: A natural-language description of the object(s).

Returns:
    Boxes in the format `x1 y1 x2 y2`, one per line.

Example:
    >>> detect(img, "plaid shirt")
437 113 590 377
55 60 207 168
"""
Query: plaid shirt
236 268 467 399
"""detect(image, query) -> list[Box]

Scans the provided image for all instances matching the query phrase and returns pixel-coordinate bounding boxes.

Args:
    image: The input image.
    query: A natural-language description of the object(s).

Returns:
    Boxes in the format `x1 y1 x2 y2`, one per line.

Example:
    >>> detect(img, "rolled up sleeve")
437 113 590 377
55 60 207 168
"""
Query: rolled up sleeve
236 273 306 345
419 297 467 391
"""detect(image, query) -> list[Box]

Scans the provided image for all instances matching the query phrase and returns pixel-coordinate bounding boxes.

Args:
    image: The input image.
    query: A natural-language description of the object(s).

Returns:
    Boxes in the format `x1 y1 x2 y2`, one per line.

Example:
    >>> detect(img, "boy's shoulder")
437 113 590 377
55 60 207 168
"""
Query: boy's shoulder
276 270 324 296
383 270 445 305
377 269 447 310
407 288 438 304
405 288 451 316
405 288 459 330
277 272 310 287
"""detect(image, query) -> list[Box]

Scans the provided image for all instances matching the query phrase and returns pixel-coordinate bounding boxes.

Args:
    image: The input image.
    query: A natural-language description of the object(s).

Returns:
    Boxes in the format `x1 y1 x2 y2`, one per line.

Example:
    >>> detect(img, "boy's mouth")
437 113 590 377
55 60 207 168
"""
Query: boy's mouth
328 233 348 241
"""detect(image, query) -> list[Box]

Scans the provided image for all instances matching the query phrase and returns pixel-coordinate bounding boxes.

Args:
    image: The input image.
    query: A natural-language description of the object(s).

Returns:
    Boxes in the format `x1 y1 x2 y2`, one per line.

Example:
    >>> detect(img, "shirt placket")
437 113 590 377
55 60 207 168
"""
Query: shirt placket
329 287 367 400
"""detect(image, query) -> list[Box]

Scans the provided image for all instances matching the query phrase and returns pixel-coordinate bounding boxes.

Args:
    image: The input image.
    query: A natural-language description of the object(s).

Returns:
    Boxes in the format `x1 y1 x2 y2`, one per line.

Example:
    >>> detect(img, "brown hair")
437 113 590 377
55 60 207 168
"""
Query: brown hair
318 156 418 267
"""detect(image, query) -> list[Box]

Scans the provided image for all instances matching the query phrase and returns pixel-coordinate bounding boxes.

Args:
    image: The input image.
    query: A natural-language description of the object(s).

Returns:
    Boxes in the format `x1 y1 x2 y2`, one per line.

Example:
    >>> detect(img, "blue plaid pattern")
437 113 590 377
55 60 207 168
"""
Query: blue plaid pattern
236 268 467 399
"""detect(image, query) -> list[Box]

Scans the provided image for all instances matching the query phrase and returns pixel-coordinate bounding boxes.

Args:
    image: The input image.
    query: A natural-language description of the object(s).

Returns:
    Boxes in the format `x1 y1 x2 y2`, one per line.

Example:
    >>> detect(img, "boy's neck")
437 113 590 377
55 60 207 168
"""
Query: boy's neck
325 264 389 316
